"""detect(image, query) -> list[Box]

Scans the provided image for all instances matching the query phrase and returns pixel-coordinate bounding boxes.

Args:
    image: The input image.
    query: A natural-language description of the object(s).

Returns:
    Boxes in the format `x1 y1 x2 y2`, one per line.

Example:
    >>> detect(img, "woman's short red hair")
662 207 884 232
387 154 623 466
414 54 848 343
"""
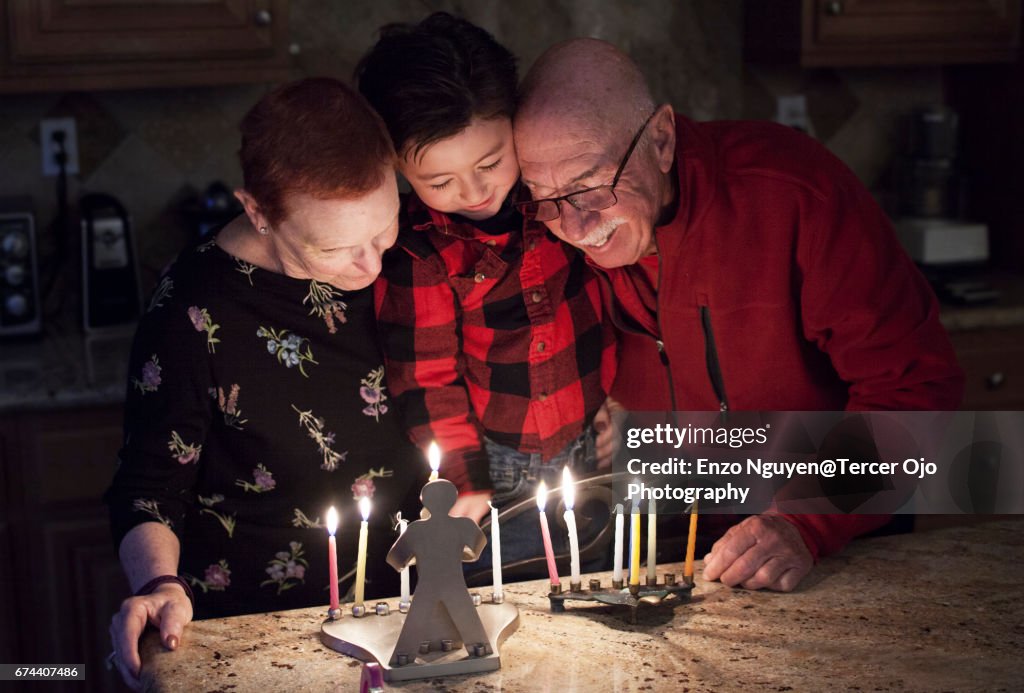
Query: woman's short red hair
239 77 395 225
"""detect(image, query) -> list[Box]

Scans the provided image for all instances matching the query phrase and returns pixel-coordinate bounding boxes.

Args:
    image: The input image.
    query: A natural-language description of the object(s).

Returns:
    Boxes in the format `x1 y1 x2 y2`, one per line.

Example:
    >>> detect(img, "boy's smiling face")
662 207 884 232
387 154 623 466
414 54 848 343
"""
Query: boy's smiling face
399 115 520 221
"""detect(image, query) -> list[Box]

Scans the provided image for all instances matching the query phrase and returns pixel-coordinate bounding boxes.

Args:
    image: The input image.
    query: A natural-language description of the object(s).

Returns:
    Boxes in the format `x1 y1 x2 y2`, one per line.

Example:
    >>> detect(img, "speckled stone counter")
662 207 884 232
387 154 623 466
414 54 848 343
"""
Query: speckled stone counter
141 520 1023 693
0 324 130 412
939 271 1024 332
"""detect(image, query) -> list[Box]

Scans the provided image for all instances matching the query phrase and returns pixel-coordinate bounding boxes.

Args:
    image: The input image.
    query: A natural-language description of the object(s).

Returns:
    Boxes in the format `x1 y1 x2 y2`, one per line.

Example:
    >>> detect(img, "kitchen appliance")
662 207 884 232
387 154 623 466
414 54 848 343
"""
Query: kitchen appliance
80 193 141 332
895 106 965 219
895 218 989 266
0 199 42 337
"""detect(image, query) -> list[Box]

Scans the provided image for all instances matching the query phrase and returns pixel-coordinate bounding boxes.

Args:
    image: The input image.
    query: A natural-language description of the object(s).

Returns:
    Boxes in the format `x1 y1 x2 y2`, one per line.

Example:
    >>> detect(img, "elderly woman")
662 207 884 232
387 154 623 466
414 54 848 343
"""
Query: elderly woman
104 78 424 690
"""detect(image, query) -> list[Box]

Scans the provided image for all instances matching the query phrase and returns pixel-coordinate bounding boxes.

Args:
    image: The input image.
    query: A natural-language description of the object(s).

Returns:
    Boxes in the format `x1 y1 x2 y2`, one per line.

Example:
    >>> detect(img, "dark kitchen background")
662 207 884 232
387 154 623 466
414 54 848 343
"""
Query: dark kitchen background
0 2 1021 691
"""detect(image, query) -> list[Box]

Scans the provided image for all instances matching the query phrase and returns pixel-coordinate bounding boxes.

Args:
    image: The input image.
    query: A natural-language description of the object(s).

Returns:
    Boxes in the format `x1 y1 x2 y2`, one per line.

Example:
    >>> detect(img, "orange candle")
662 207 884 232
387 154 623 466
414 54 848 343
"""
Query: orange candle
684 499 699 582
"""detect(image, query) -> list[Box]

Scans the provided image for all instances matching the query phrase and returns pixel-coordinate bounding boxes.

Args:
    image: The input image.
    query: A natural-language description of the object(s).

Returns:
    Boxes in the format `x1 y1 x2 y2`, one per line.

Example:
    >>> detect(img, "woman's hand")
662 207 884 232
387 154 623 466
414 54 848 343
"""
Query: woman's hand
449 491 493 524
109 582 193 691
594 396 628 469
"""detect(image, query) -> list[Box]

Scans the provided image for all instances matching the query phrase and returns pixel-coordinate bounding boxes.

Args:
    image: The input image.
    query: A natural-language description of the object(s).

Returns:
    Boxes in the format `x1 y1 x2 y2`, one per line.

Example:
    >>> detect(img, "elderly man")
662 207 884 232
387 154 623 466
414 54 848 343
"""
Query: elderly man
514 39 964 592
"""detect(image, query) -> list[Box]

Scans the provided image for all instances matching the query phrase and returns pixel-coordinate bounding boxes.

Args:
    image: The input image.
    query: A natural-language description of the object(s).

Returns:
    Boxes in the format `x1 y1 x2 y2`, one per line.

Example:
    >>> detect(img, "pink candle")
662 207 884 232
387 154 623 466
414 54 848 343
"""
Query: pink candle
326 506 340 613
536 482 561 587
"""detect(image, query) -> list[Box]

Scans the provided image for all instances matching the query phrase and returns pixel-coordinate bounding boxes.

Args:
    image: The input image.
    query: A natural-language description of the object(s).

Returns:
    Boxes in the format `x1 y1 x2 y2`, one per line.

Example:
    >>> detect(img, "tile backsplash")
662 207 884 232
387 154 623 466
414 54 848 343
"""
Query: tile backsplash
0 0 943 297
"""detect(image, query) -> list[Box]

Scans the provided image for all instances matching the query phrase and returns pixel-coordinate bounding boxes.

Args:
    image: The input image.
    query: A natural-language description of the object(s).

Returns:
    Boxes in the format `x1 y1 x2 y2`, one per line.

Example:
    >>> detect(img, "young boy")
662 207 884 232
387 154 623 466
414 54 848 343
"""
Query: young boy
357 13 617 540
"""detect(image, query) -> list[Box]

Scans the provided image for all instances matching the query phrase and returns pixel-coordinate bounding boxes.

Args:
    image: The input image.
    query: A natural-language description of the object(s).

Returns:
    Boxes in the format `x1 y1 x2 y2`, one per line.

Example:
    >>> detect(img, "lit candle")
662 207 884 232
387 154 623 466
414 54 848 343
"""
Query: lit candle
629 497 640 586
489 501 503 602
612 503 624 585
562 467 581 588
354 496 371 606
427 441 441 481
326 506 340 614
684 499 699 583
646 498 657 584
536 481 561 588
396 512 410 608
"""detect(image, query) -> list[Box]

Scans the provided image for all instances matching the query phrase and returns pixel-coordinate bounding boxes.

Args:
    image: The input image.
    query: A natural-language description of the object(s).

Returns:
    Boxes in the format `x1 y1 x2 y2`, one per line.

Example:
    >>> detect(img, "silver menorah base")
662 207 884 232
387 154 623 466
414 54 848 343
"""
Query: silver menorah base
320 597 519 682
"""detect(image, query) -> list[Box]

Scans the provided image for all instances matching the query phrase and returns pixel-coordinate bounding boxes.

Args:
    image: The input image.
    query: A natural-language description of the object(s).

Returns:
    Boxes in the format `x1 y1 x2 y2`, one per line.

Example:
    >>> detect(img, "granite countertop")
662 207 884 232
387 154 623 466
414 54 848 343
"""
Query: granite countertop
0 322 131 412
141 520 1023 693
939 270 1024 332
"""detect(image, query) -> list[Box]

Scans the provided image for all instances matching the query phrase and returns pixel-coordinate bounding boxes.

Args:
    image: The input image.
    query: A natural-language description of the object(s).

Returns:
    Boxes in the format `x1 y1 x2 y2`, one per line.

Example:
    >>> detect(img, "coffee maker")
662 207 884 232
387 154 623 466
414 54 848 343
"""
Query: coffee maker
80 193 141 332
893 107 995 303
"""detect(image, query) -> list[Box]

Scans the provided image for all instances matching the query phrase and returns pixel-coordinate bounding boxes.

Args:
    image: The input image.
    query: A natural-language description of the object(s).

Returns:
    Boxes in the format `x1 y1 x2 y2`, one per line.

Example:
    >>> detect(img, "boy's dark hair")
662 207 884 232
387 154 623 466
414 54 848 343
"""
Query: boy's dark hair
356 12 517 162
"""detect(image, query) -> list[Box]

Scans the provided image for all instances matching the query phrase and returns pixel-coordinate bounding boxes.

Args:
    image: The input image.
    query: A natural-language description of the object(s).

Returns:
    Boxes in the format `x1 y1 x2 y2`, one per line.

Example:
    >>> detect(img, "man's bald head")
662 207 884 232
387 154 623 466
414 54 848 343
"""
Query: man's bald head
518 38 655 141
514 38 678 269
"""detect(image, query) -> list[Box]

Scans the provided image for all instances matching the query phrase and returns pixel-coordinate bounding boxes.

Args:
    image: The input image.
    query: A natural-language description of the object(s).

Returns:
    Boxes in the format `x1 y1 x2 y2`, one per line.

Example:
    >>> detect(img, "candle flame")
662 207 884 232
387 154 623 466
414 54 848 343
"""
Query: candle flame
427 441 441 473
536 480 548 511
562 466 575 510
326 506 338 536
359 496 371 521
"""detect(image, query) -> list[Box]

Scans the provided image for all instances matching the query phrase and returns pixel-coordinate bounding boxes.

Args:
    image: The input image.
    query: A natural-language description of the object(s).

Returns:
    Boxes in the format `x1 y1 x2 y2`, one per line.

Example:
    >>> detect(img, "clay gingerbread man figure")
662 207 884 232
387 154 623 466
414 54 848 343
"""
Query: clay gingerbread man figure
387 479 490 664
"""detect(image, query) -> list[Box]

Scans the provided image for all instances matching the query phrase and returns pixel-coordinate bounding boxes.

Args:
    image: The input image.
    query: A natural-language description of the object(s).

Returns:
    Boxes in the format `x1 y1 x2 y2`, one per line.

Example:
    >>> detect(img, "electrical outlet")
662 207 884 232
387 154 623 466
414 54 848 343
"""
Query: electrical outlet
40 117 80 176
775 95 811 134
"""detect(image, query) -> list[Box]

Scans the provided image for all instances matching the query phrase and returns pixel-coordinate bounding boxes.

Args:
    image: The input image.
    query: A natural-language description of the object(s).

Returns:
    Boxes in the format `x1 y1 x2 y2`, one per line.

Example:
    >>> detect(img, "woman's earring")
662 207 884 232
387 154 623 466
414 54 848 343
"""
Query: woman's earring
258 226 269 235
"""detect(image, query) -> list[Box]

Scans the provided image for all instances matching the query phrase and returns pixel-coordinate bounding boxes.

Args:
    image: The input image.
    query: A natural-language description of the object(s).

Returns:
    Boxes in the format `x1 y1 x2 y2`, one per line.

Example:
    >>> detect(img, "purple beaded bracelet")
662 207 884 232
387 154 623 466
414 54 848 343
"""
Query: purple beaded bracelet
135 575 195 608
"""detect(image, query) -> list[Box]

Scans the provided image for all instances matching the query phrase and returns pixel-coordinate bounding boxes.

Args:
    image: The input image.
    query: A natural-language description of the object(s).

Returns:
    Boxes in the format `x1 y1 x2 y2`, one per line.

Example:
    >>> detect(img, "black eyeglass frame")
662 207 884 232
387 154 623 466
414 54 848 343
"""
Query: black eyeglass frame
516 110 658 222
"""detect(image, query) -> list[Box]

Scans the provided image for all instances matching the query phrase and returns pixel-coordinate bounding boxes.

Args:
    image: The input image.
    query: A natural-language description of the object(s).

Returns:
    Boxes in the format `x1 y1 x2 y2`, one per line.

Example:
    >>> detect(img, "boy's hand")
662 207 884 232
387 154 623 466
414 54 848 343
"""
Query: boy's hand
594 397 628 469
449 491 493 524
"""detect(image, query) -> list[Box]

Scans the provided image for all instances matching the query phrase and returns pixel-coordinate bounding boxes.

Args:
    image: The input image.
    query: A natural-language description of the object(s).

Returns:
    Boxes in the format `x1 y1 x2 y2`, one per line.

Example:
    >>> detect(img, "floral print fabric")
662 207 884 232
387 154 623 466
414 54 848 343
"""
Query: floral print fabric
105 234 425 619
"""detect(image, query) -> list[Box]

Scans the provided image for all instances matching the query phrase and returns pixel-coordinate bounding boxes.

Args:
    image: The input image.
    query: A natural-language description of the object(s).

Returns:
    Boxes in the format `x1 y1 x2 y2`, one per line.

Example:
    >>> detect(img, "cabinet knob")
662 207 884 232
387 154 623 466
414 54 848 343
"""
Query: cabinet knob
254 9 272 26
824 0 844 16
986 372 1006 390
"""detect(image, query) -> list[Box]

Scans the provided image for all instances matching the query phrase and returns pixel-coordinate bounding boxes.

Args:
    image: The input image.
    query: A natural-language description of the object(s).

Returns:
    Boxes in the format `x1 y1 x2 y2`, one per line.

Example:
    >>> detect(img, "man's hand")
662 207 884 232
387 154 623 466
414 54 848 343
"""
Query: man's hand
449 491 493 524
109 582 193 691
593 397 628 469
702 514 813 592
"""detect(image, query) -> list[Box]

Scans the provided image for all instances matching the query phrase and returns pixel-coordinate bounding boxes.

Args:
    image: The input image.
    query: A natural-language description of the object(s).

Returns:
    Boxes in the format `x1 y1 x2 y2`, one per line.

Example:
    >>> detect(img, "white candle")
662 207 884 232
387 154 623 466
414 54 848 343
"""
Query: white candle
427 441 441 481
612 503 624 584
562 466 580 587
354 497 371 606
646 498 657 584
489 501 503 601
396 512 410 607
326 506 339 613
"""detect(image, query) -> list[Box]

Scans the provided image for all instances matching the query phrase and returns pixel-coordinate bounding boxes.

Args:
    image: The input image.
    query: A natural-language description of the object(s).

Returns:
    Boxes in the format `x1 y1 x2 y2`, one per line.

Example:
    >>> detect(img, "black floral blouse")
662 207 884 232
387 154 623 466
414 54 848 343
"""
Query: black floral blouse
105 236 426 619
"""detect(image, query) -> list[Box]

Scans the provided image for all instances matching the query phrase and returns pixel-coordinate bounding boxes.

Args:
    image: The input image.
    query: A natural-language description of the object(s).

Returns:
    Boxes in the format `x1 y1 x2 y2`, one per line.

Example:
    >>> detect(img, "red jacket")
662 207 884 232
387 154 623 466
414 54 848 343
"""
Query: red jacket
601 116 965 558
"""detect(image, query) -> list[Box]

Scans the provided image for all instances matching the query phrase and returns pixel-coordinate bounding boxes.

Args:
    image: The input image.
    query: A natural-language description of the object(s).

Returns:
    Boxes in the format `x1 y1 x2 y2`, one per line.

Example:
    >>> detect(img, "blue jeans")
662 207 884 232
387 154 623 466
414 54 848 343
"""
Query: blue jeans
465 427 611 584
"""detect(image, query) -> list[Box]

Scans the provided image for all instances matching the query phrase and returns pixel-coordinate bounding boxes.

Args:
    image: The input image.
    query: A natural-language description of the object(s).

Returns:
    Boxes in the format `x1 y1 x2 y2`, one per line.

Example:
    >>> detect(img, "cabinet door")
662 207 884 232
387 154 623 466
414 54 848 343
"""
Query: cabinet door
7 405 129 693
950 327 1024 409
8 0 283 63
0 420 18 662
1 0 292 92
815 0 1019 44
745 0 1021 65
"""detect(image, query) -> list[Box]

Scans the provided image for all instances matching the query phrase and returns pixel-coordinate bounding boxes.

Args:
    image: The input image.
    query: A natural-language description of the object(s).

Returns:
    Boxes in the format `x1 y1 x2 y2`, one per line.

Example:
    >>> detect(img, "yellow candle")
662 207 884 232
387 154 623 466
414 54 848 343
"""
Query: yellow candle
354 497 371 606
684 499 699 581
629 499 640 586
427 441 440 481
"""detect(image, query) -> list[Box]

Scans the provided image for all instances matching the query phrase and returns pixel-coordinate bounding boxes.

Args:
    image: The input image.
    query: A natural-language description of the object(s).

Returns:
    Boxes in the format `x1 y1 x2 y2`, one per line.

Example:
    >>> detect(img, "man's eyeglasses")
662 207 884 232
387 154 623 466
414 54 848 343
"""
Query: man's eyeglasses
516 111 657 222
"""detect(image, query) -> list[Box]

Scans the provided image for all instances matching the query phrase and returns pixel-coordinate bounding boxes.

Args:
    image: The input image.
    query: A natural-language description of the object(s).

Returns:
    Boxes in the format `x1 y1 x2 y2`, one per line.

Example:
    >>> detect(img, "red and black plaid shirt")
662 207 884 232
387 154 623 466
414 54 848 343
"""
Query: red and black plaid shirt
374 194 616 494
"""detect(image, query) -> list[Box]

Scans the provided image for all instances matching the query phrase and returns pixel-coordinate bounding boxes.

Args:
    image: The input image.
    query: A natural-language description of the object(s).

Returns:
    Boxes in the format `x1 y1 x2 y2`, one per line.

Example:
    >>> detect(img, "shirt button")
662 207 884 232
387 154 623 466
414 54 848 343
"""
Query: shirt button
474 272 486 283
538 393 547 402
536 341 546 353
531 291 542 303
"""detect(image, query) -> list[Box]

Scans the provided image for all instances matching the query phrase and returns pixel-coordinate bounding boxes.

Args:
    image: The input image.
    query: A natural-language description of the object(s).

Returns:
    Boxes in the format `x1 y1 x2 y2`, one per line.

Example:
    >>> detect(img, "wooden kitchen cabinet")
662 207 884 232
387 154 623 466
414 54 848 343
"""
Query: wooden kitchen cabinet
949 325 1024 409
0 419 18 664
0 0 293 93
4 404 129 693
745 0 1021 66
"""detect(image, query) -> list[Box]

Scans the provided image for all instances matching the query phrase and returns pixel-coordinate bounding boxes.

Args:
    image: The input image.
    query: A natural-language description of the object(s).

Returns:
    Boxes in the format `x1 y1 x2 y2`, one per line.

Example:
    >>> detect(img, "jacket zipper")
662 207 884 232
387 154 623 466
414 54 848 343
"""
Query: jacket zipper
653 251 679 414
699 304 730 412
